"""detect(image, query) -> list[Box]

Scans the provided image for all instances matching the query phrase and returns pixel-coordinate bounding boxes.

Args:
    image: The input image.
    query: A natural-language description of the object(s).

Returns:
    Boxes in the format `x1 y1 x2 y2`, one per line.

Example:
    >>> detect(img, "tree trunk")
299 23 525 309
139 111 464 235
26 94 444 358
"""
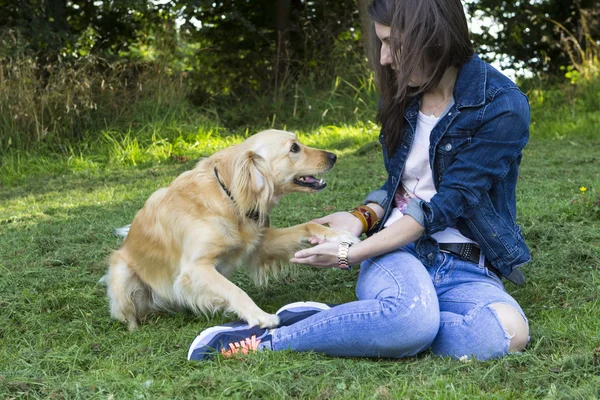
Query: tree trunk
275 0 292 90
357 0 374 64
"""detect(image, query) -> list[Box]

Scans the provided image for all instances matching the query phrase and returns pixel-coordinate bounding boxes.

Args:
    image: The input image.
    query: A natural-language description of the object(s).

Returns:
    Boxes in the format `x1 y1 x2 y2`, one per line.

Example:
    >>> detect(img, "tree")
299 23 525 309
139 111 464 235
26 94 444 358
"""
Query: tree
466 0 600 76
0 0 172 64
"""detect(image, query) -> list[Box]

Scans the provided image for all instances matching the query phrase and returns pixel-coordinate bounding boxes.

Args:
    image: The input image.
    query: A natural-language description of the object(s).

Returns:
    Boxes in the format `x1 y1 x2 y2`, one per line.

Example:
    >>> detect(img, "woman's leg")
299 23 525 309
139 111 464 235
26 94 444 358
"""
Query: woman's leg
427 253 529 360
270 249 440 358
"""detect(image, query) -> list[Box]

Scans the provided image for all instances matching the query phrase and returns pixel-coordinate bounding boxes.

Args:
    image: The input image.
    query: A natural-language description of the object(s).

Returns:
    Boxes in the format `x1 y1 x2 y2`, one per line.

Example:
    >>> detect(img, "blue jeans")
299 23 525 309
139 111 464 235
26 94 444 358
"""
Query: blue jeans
271 245 527 360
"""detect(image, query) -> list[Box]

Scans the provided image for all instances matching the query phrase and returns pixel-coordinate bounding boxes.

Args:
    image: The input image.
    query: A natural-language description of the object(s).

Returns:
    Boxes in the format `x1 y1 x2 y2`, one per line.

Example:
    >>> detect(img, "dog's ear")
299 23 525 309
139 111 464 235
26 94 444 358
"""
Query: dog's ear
229 150 274 224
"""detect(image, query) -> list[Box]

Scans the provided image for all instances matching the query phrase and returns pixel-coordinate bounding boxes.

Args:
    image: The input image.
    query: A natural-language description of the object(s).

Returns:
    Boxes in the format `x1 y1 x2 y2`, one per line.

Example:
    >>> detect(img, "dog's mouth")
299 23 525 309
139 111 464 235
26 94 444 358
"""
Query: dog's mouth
293 175 326 191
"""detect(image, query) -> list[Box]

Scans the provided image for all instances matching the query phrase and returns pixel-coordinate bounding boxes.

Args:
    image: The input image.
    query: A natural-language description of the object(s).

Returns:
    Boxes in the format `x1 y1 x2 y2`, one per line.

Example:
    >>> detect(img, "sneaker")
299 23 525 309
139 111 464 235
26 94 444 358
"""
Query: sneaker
275 301 332 327
187 324 271 361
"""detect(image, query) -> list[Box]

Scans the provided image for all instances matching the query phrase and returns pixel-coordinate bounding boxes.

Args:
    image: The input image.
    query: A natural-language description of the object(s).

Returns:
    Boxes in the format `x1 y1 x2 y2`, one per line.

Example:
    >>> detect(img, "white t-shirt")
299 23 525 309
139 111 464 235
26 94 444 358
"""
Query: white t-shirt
384 109 475 244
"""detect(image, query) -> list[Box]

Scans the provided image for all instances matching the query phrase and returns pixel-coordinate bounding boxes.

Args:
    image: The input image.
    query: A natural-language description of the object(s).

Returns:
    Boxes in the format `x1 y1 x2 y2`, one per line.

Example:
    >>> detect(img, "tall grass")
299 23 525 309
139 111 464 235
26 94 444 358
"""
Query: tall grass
1 22 598 188
0 30 191 152
522 8 600 142
0 37 380 187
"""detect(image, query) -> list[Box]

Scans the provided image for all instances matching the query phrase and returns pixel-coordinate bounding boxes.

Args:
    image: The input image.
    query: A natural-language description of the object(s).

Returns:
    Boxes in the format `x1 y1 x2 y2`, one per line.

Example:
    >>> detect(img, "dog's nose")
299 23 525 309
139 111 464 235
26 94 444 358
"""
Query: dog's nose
326 152 337 164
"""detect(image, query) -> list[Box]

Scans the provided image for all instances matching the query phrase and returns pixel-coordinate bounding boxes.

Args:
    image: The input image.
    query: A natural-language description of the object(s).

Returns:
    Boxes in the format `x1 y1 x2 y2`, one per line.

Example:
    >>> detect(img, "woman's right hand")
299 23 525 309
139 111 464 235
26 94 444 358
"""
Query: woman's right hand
311 212 364 238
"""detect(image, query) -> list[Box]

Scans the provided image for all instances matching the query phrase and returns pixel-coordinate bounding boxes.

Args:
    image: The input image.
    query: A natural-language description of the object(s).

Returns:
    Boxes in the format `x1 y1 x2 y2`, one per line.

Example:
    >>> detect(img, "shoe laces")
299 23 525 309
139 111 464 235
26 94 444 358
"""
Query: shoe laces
221 335 262 357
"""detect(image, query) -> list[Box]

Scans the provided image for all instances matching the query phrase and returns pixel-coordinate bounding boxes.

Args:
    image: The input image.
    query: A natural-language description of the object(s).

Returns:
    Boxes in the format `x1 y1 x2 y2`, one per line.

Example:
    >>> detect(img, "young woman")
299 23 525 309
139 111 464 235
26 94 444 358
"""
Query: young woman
188 0 531 361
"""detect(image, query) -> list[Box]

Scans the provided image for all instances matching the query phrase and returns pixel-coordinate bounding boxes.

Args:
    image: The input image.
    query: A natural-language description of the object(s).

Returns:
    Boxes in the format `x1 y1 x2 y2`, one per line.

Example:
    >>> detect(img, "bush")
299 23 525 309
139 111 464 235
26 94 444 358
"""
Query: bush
0 30 190 153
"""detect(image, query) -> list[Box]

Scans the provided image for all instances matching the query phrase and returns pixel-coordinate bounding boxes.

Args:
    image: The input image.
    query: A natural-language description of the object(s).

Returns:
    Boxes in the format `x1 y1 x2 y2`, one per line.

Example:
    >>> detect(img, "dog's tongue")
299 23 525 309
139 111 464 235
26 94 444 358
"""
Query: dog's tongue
302 176 318 183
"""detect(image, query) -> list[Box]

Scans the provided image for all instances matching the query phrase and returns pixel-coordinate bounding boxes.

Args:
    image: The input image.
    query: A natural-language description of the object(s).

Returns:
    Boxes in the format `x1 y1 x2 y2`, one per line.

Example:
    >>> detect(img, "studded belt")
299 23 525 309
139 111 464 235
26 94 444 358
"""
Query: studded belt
439 243 502 279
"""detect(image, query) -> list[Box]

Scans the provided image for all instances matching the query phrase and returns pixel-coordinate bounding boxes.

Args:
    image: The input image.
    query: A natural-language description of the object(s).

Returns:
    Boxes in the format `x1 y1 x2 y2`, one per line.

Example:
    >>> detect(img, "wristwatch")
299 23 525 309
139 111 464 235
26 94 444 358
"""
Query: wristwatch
338 241 353 270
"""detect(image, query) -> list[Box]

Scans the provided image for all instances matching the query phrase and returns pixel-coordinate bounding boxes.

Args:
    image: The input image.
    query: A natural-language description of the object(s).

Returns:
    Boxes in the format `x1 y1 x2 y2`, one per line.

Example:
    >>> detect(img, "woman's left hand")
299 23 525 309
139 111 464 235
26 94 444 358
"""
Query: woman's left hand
290 239 341 269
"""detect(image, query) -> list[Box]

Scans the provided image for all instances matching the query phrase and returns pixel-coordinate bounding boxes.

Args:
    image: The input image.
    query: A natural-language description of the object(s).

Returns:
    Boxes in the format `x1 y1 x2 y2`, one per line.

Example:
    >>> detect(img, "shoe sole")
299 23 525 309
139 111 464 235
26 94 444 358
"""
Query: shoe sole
275 301 331 315
187 325 237 361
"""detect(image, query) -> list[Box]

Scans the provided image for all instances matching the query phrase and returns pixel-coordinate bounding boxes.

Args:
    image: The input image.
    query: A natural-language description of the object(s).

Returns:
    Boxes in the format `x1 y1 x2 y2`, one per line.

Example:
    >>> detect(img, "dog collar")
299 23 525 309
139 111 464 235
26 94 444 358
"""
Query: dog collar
214 167 265 224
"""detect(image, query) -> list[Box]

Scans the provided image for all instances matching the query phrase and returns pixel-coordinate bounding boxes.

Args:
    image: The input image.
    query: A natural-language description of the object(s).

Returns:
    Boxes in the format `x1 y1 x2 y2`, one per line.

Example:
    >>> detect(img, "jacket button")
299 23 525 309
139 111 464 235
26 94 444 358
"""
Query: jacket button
444 143 453 151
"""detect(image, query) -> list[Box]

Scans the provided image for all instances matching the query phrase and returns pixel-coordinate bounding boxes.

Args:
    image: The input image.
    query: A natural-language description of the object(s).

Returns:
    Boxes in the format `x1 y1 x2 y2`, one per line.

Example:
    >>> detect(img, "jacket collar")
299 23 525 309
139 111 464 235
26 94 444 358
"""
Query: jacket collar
453 53 487 109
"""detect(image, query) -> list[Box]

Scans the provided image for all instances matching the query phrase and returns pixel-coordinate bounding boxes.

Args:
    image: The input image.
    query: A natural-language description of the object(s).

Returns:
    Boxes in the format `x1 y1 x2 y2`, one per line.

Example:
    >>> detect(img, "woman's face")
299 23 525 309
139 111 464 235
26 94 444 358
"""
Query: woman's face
374 22 426 87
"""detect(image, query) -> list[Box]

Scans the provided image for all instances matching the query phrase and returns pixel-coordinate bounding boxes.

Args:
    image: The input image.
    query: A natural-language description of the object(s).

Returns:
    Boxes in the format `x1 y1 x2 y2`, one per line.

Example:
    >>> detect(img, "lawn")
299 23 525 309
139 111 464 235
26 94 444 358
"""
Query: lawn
1 120 599 398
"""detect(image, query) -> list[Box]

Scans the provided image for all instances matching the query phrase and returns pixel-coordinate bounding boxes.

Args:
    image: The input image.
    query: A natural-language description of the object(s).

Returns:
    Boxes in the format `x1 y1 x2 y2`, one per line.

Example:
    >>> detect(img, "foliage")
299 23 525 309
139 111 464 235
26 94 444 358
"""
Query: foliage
522 74 600 143
0 0 171 62
0 70 380 186
465 0 600 75
1 0 599 154
175 0 364 97
1 0 599 94
0 0 364 95
555 9 600 85
0 29 190 153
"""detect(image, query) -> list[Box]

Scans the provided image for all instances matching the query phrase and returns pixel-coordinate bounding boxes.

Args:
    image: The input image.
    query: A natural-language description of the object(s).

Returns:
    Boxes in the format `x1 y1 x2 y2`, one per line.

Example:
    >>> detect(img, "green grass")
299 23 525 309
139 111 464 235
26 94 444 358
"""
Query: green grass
1 73 600 398
1 124 599 398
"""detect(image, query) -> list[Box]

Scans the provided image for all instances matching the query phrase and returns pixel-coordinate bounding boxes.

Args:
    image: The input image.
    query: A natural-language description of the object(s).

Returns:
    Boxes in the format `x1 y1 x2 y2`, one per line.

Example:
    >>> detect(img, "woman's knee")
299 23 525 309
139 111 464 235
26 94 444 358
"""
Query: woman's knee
489 302 529 352
432 302 528 360
373 299 440 357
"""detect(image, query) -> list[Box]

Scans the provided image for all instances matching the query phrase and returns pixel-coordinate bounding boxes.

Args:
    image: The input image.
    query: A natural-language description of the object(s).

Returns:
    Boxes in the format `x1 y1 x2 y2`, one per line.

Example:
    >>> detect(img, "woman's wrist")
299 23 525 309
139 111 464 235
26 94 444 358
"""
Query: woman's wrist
337 241 353 270
345 212 366 237
346 241 365 266
344 215 424 267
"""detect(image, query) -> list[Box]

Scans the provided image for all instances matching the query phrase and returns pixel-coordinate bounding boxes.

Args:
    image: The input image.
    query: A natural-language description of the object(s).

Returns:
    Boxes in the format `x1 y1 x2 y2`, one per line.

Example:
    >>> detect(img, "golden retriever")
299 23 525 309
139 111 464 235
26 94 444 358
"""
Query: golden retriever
105 129 358 331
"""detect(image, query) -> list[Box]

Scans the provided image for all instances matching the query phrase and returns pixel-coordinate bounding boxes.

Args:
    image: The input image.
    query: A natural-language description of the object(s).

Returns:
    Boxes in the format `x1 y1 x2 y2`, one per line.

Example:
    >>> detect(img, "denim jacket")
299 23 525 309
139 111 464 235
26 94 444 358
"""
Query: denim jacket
365 54 530 285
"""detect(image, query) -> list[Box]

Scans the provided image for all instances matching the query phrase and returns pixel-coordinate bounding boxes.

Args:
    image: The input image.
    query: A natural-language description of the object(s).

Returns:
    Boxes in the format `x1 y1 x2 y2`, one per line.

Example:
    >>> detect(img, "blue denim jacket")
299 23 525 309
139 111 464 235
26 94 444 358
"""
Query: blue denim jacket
365 54 530 285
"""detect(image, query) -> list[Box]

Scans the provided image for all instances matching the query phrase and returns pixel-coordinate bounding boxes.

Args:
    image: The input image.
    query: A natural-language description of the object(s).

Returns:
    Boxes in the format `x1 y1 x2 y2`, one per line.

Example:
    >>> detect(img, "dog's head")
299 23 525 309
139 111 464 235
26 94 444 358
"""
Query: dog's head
216 130 336 223
241 129 337 196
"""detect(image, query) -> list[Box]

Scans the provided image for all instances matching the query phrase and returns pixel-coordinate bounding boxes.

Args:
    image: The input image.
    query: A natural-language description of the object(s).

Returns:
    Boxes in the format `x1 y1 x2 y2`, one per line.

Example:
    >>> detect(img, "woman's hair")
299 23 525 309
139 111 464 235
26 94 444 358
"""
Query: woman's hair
367 0 474 154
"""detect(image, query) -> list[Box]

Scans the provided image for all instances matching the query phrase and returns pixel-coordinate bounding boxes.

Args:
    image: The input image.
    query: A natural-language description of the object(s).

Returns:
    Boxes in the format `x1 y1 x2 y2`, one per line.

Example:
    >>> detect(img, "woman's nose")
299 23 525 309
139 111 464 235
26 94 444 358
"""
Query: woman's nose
380 45 392 66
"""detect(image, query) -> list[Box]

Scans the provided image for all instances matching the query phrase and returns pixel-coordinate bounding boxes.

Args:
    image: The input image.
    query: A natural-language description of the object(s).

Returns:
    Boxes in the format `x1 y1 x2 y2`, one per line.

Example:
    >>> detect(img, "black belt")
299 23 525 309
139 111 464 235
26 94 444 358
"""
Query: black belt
439 243 502 279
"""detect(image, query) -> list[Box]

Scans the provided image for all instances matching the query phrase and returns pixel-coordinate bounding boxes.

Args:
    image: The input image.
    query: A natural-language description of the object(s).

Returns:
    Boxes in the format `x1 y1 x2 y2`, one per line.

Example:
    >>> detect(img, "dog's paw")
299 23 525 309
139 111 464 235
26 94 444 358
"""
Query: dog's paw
245 312 280 329
320 228 361 244
306 223 360 243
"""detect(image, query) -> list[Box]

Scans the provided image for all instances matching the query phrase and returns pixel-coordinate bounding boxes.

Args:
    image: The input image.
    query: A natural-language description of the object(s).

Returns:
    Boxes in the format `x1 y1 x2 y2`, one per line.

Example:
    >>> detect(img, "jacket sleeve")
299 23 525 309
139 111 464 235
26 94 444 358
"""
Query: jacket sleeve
363 187 389 208
404 88 530 234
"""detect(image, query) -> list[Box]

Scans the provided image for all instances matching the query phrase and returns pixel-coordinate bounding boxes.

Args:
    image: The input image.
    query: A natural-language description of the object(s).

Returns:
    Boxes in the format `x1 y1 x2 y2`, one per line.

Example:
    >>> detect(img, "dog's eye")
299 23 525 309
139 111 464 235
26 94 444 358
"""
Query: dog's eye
290 143 300 153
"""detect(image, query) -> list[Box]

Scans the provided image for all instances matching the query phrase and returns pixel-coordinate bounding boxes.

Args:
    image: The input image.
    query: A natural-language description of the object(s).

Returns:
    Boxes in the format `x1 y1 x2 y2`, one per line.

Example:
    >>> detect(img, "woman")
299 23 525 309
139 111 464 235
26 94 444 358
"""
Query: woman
188 0 530 361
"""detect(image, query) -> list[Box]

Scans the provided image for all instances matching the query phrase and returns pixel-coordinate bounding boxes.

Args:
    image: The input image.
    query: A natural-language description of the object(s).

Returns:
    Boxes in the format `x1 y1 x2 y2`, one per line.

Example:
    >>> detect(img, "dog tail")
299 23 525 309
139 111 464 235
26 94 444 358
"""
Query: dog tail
113 224 131 238
106 251 153 331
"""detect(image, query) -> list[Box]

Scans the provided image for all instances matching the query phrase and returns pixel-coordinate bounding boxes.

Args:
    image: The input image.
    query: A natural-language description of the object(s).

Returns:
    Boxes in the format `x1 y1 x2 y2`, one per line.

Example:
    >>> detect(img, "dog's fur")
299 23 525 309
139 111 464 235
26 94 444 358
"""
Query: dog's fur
105 129 358 331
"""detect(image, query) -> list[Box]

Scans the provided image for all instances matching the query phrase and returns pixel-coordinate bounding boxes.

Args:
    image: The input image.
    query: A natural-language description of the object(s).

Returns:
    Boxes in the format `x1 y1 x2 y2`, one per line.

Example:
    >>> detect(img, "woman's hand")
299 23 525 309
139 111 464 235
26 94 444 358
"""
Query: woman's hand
290 241 341 269
312 212 363 238
292 214 426 270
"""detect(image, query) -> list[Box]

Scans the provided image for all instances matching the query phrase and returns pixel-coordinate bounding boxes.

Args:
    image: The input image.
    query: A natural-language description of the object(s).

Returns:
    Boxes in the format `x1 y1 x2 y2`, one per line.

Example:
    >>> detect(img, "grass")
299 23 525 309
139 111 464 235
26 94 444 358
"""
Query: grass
1 128 599 398
1 73 599 398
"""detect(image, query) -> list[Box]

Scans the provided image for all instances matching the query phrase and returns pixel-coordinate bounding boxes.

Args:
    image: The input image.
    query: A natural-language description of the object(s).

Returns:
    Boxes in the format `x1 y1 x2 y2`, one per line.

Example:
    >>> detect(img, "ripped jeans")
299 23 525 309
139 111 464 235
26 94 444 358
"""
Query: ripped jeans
271 244 528 360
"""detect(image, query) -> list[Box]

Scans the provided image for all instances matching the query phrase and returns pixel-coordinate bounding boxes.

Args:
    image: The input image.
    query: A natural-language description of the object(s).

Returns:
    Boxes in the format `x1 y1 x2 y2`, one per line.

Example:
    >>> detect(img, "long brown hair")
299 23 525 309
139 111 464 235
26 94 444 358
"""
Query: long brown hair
367 0 474 154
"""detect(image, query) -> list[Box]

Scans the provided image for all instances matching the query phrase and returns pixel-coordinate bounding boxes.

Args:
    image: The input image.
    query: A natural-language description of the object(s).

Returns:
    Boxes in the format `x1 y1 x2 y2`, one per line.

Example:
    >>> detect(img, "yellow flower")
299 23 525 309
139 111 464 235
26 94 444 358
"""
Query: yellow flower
580 186 587 194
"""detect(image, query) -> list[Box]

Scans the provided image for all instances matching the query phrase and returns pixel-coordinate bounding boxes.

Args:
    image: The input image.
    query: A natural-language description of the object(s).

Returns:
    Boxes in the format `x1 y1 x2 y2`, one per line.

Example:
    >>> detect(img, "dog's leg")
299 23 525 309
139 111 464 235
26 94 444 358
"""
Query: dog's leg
106 252 153 331
174 260 280 328
249 222 360 285
257 222 359 264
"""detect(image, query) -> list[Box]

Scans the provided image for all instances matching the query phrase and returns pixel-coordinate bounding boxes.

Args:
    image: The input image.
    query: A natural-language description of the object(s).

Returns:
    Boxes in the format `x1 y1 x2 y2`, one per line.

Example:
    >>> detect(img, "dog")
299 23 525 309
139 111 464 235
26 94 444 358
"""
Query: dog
105 129 358 331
